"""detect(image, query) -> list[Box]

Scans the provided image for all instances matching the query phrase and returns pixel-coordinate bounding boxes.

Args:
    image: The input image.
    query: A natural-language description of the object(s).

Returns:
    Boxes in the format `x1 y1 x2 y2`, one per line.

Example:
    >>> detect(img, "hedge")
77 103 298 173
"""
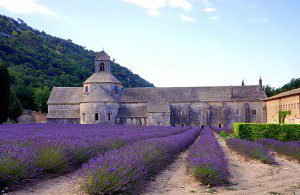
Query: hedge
233 123 300 142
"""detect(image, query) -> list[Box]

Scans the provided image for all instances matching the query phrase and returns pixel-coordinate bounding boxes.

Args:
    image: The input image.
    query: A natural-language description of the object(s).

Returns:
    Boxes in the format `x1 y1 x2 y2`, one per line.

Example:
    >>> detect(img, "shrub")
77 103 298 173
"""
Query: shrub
186 126 229 186
258 138 300 162
233 123 300 142
227 138 276 164
81 127 201 194
213 127 234 134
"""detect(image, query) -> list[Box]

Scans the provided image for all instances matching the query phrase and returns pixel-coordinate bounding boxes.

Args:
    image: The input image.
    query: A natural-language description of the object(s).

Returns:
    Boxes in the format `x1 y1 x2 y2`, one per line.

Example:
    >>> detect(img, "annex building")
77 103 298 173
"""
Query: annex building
47 51 267 128
265 88 300 124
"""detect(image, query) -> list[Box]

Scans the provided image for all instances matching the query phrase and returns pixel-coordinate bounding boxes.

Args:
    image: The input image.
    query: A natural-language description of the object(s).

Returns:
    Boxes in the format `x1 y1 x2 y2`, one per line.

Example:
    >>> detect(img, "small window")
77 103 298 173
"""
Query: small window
180 123 185 127
85 86 89 93
210 110 214 115
236 109 239 115
108 113 111 121
219 123 222 128
199 110 202 115
95 113 99 121
251 110 256 115
82 112 86 122
100 63 105 72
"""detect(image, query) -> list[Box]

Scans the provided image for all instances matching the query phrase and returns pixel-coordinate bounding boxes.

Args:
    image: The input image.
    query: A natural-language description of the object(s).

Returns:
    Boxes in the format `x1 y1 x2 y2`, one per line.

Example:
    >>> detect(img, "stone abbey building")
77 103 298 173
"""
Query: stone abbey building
47 51 267 128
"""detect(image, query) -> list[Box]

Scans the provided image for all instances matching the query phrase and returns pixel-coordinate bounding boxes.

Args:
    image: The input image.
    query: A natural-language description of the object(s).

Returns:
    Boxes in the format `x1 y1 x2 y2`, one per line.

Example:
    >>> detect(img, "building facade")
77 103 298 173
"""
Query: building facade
47 51 267 128
265 88 300 124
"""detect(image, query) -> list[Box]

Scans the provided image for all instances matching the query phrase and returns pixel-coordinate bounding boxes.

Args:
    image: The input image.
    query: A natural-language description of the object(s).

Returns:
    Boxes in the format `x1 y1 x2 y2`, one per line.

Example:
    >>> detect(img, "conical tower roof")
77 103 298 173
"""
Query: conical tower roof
83 72 121 84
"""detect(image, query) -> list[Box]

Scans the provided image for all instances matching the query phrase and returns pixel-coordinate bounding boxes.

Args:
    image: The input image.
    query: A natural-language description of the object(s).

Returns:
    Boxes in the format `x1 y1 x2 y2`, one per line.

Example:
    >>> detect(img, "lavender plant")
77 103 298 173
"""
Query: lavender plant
226 138 276 164
80 127 201 194
186 126 230 187
258 138 300 162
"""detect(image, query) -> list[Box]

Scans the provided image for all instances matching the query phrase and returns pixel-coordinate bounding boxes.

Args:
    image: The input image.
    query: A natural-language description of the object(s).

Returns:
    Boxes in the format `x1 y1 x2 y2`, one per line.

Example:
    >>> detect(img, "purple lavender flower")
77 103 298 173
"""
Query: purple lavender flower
227 138 276 164
186 126 230 187
258 138 300 162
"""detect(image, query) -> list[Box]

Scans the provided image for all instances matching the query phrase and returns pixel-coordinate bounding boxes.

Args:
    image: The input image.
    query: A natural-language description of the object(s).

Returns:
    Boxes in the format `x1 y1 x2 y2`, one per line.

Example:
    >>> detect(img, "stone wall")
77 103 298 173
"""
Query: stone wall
80 102 119 124
148 112 170 126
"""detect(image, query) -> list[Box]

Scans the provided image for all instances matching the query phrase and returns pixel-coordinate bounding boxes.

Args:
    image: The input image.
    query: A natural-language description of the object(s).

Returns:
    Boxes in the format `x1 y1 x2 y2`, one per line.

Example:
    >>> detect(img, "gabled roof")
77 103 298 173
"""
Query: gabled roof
266 88 300 100
80 87 116 103
83 73 121 84
95 50 110 61
47 87 83 104
119 85 267 103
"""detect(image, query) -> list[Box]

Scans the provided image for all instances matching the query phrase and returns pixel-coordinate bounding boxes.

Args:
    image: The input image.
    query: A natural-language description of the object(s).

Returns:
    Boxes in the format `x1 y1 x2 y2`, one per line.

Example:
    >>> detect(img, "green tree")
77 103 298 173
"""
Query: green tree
8 88 23 120
0 60 10 123
34 86 51 113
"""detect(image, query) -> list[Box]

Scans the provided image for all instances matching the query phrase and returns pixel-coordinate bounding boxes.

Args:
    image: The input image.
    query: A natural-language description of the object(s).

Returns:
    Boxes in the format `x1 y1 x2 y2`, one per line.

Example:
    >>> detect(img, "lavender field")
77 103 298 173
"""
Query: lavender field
0 124 192 192
0 124 299 194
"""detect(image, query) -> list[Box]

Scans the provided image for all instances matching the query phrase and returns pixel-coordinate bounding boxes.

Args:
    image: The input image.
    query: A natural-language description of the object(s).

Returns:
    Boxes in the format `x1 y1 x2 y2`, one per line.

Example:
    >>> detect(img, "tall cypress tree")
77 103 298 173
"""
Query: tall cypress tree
0 60 10 124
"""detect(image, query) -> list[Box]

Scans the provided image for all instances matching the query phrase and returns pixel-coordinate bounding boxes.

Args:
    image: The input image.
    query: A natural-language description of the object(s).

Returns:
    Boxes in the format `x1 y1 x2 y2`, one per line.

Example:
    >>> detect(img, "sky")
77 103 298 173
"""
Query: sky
0 0 299 88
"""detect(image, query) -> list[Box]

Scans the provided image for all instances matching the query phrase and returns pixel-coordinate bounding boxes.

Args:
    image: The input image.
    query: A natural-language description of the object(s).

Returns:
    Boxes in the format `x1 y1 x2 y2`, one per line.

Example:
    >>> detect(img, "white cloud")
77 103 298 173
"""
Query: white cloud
178 14 195 22
203 7 216 13
0 0 56 16
209 16 219 20
168 0 192 10
121 0 192 17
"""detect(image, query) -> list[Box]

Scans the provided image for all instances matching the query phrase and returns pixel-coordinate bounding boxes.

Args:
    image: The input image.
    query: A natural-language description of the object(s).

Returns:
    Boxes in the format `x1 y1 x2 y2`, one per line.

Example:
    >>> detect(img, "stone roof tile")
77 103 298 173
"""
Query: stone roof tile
47 109 80 119
117 105 148 117
266 88 300 100
83 73 121 84
47 87 82 104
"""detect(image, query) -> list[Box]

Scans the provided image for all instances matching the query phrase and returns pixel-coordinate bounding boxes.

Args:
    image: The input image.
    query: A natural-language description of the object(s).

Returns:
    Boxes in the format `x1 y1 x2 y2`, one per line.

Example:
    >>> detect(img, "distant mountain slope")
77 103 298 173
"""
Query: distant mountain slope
0 15 154 110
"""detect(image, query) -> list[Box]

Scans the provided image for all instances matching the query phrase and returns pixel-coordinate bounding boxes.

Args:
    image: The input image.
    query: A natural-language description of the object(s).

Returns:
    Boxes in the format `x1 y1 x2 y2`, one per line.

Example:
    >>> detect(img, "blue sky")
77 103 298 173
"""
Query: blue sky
0 0 299 88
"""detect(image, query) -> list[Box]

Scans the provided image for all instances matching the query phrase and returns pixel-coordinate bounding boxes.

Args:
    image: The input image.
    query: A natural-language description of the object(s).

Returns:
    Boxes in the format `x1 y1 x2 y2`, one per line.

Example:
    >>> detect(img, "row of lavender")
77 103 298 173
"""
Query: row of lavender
186 126 230 186
212 126 299 162
226 138 276 164
80 126 201 194
0 124 190 191
258 138 300 162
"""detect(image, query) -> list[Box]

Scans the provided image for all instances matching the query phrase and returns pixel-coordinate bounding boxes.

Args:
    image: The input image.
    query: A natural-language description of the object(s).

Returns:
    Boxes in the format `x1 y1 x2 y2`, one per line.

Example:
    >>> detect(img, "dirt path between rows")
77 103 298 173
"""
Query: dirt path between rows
215 136 300 195
9 172 84 195
143 136 300 195
9 136 300 195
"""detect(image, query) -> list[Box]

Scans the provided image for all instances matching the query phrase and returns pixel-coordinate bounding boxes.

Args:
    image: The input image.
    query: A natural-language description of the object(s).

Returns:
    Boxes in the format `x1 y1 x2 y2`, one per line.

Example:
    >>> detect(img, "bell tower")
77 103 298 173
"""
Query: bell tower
94 50 111 73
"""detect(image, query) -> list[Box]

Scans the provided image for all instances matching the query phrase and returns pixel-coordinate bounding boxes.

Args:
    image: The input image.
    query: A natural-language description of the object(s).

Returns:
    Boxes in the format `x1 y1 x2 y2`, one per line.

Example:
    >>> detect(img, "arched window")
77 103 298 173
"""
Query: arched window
219 123 222 128
108 113 111 121
236 109 239 115
95 113 99 121
180 123 185 127
100 63 105 72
